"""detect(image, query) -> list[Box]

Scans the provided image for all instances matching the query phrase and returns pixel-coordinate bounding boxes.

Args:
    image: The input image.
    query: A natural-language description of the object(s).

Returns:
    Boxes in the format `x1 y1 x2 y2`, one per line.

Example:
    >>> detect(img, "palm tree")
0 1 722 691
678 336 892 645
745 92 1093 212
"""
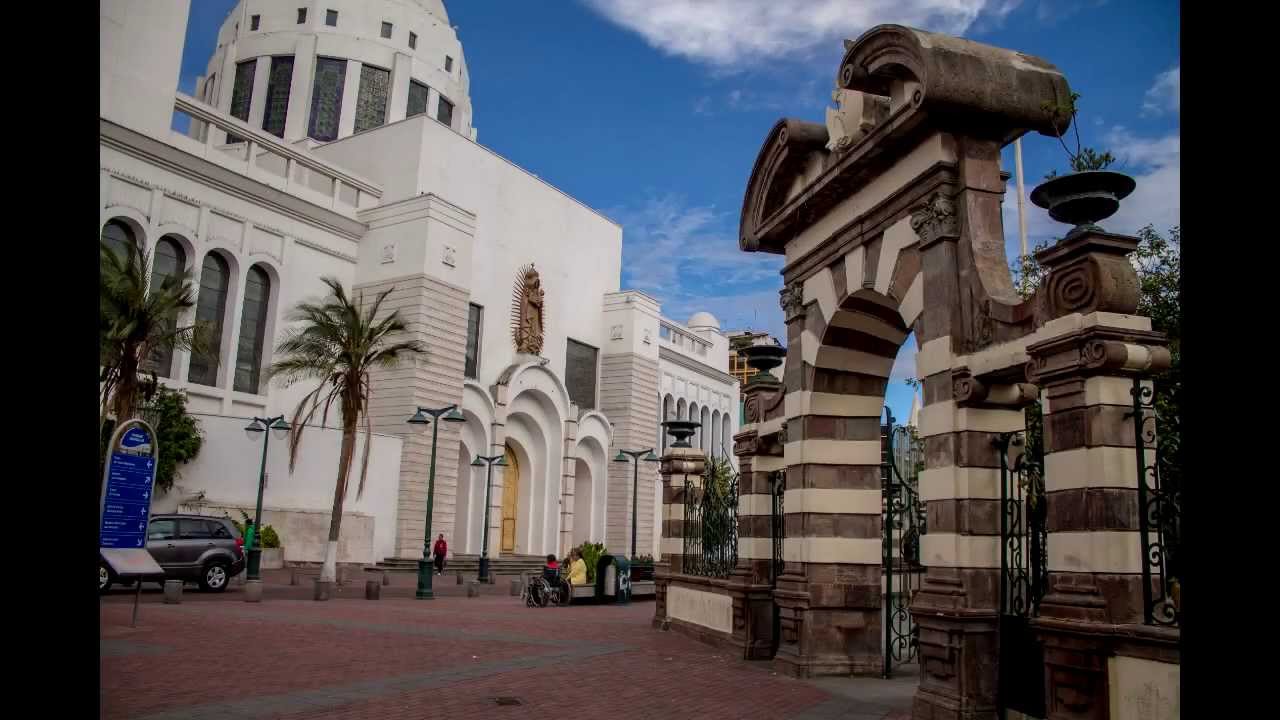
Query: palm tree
99 240 202 428
268 276 425 587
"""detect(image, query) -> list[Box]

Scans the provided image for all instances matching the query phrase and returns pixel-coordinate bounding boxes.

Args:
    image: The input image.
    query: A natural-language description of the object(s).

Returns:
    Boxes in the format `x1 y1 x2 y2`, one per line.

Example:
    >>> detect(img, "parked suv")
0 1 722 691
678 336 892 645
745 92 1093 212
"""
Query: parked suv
99 514 245 594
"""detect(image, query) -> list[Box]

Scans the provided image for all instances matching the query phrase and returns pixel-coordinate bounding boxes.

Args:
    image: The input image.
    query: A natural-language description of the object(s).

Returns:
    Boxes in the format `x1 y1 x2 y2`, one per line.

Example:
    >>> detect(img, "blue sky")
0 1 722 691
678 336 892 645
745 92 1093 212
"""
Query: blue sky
178 0 1180 424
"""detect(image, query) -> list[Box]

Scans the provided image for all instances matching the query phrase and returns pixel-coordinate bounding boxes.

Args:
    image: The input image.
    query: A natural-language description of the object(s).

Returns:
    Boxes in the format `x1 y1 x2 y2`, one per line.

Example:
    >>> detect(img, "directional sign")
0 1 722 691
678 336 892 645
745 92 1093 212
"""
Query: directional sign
99 422 158 550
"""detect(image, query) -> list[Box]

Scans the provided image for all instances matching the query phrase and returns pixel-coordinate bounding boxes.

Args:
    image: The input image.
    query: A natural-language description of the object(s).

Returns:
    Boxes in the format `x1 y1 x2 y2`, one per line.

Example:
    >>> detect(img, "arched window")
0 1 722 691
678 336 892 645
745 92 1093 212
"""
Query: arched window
187 253 231 386
234 265 272 393
148 236 188 378
722 414 730 461
661 395 673 453
689 403 700 449
711 410 721 458
700 406 711 454
677 398 687 422
100 220 136 263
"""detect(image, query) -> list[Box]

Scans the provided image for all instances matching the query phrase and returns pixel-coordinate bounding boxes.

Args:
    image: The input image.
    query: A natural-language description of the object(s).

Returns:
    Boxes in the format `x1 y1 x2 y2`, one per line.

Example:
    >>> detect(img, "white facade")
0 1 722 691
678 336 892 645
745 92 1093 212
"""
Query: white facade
100 0 736 567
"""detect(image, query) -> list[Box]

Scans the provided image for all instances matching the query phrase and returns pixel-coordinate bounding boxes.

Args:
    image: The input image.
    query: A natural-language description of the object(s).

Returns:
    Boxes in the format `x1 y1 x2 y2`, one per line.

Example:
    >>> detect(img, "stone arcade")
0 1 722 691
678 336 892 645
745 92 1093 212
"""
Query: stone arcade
652 25 1179 720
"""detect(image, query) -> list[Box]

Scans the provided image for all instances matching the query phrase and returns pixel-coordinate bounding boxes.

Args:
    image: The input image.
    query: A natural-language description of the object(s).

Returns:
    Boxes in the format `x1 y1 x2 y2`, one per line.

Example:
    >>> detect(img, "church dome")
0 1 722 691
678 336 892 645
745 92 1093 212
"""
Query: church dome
687 312 720 330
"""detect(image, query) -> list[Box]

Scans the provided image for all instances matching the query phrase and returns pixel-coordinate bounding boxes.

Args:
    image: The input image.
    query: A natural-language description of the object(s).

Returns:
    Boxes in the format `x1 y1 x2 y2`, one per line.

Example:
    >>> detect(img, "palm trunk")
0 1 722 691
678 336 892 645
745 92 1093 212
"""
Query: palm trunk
321 419 357 583
112 350 140 422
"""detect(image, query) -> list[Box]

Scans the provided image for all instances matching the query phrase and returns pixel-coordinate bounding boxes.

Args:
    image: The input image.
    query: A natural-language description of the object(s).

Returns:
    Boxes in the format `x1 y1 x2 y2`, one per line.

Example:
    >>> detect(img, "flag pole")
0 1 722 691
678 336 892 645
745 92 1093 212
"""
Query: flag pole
1015 137 1028 257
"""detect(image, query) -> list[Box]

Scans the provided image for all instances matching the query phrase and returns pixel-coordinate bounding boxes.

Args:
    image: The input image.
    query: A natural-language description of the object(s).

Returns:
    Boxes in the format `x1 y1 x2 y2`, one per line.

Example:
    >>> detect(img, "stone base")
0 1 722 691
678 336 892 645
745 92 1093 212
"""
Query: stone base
243 579 263 603
313 579 332 601
510 579 522 596
365 580 381 600
162 579 183 604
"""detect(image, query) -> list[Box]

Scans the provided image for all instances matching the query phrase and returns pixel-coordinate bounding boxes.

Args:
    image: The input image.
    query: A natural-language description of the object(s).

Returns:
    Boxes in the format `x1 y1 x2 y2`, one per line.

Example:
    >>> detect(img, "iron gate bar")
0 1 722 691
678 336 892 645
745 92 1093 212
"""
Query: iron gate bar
881 410 923 678
1128 377 1180 627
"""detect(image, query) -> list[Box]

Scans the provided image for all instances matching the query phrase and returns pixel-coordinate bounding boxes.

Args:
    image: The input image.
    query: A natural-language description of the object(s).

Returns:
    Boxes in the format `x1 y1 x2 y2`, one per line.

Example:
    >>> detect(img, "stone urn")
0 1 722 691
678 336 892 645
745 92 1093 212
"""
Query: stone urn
1029 170 1136 236
742 343 787 385
661 420 701 448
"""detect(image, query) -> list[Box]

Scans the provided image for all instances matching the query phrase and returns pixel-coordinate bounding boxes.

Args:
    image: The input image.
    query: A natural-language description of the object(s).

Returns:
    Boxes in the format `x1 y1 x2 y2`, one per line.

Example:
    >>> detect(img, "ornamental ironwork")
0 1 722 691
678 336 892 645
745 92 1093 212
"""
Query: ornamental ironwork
1128 377 1180 627
682 460 738 578
881 411 924 678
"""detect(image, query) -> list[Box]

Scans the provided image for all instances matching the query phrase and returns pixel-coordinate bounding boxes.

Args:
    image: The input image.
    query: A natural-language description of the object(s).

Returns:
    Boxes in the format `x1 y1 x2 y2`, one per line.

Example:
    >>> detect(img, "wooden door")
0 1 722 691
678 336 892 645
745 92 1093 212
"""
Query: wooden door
500 447 519 553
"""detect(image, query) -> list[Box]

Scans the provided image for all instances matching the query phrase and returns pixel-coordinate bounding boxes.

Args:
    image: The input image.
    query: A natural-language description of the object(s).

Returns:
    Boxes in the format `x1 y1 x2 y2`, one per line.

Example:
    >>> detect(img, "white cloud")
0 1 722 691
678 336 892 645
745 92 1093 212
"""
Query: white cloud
581 0 1020 68
612 194 785 337
692 96 713 115
1142 66 1179 116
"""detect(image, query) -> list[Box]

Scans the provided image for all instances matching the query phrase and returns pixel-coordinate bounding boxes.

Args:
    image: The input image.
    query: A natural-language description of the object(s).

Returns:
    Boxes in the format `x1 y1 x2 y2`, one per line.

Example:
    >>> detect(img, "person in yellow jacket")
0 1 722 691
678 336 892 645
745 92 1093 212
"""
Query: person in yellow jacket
564 549 588 588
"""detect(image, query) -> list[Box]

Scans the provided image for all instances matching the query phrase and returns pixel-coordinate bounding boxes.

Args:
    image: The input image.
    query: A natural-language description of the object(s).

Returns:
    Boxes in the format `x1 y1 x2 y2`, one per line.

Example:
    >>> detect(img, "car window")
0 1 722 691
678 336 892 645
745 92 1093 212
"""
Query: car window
179 519 213 539
210 522 232 539
148 519 177 541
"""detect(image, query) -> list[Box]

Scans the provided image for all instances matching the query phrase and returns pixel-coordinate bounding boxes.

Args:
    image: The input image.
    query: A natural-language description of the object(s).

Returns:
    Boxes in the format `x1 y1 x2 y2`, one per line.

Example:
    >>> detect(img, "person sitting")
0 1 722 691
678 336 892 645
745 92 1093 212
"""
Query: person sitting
542 554 561 586
564 550 588 589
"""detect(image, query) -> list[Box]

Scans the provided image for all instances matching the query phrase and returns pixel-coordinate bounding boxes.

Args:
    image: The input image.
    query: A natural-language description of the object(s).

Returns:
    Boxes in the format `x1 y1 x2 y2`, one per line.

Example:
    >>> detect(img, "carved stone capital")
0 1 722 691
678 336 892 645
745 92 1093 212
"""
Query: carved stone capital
910 192 959 248
1033 230 1142 321
953 367 1039 408
1025 326 1171 386
779 283 806 322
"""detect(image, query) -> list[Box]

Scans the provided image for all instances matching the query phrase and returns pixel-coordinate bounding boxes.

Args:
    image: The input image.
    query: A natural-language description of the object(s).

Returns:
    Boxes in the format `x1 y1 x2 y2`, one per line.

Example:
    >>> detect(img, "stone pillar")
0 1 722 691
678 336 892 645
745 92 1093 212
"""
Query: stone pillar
653 447 704 627
727 364 786 659
909 191 1015 719
559 412 579 557
1024 230 1175 720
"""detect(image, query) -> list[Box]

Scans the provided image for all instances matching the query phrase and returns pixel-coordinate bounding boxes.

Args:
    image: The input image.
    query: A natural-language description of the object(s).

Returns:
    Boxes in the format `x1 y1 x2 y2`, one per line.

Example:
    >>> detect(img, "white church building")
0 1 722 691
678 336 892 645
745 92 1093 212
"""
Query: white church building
100 0 737 566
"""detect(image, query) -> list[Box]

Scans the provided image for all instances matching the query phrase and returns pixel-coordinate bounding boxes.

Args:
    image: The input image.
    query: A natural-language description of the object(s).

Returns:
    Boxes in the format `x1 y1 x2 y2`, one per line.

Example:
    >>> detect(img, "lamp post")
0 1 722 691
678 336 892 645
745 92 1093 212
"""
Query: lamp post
612 448 660 558
472 453 507 584
243 415 290 581
407 405 466 600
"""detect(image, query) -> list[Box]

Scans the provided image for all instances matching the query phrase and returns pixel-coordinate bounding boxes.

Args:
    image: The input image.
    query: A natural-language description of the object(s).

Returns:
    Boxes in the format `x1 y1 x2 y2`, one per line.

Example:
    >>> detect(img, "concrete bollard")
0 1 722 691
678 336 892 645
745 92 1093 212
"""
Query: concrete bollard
365 580 381 600
510 579 522 596
243 579 263 603
290 567 300 586
163 579 183 604
314 579 332 601
467 581 480 598
382 571 391 587
456 572 464 585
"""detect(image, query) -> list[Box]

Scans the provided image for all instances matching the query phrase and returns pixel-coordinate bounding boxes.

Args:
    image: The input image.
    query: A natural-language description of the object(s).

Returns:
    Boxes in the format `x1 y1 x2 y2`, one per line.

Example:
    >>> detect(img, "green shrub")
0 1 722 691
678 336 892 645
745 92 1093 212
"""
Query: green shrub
574 541 607 583
229 510 281 549
632 554 655 565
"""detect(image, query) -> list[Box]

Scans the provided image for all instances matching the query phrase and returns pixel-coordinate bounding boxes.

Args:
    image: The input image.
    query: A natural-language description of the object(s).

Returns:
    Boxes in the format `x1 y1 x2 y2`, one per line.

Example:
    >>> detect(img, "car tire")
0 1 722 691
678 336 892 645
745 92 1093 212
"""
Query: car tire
99 561 113 595
199 561 231 593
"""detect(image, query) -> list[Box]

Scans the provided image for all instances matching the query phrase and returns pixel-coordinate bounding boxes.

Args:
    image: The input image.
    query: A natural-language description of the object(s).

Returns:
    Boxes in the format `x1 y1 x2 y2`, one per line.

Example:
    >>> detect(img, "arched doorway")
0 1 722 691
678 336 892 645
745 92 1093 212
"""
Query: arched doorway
501 445 520 553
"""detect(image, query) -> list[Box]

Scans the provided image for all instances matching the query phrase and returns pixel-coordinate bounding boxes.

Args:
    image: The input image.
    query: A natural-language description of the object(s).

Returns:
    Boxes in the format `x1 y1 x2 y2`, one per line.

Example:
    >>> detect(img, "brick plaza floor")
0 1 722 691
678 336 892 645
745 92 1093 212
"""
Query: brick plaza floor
100 571 914 719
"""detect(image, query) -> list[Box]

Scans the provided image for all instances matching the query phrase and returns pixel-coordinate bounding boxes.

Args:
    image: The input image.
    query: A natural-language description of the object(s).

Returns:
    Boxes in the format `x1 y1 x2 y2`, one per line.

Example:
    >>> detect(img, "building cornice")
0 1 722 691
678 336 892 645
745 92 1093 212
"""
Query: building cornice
100 118 368 242
658 346 737 386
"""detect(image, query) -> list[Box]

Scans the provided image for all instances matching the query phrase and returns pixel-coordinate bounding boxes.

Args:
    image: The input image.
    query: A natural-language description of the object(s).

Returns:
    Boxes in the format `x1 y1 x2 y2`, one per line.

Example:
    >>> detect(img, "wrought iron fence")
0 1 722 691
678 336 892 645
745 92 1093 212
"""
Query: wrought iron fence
997 430 1049 619
682 460 739 578
882 417 925 677
769 470 785 584
1129 377 1180 627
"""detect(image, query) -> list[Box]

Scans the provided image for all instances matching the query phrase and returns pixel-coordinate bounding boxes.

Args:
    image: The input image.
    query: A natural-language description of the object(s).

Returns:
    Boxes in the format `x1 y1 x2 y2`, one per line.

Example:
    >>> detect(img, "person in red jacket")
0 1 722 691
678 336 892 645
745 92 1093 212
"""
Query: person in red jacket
432 534 448 575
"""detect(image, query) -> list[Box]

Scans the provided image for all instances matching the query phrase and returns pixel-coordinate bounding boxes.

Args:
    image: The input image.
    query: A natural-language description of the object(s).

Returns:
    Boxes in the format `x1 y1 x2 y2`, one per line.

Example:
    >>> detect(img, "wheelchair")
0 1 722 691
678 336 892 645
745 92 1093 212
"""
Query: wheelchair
522 570 572 608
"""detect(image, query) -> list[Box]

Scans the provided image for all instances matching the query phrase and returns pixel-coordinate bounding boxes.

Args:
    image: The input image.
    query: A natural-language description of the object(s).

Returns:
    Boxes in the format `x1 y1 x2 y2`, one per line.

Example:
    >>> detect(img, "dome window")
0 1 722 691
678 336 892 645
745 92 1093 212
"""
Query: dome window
381 22 393 39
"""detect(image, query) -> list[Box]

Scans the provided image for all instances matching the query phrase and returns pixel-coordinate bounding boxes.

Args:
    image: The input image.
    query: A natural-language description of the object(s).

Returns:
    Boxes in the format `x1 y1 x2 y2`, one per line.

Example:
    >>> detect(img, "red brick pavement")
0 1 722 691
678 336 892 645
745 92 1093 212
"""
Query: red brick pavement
101 586 913 720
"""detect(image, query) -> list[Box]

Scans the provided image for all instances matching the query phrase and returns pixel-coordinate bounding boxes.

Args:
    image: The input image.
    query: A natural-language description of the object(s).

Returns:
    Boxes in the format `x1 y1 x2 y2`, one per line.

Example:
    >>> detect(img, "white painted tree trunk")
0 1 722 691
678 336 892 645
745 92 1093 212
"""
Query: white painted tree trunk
320 540 338 582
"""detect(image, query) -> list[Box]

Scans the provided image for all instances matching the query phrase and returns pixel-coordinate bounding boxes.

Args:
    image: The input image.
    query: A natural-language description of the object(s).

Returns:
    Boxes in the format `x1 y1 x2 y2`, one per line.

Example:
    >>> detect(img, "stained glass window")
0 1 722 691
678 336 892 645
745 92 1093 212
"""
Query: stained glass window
188 252 231 387
262 56 294 138
308 57 346 141
436 95 454 128
228 60 256 144
565 339 599 411
354 64 390 133
147 237 187 378
407 81 429 118
465 304 482 379
234 265 272 393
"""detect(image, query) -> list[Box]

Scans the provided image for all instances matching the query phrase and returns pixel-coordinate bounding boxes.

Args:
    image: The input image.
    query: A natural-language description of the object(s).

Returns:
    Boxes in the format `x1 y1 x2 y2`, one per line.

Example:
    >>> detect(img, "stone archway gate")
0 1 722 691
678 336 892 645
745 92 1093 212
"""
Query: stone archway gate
651 24 1178 720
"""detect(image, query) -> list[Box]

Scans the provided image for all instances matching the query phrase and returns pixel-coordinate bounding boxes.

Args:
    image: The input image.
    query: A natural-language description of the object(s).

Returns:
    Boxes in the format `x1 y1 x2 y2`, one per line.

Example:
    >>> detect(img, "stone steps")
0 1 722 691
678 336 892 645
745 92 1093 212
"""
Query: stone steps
375 554 548 575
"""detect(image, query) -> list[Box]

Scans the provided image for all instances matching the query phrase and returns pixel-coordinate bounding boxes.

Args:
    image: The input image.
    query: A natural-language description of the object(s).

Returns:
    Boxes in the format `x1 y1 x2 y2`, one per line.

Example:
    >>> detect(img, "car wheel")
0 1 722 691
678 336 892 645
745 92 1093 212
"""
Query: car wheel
199 561 230 592
99 562 113 595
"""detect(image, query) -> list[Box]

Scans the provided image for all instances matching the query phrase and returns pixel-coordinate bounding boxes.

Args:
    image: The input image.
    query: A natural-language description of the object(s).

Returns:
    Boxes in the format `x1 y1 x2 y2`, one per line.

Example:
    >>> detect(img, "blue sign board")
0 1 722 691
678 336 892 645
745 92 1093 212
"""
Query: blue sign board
99 425 156 549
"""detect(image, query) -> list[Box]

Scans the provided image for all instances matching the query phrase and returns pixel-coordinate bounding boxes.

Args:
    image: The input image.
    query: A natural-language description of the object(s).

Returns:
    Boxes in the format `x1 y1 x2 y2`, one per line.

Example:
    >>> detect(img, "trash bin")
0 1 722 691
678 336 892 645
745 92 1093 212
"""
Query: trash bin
595 555 632 604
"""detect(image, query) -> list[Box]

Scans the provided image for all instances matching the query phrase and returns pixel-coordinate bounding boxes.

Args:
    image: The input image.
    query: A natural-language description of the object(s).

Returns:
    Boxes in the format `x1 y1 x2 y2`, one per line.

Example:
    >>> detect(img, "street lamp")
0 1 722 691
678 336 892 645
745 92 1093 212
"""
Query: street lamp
244 415 290 581
471 453 507 584
613 448 660 558
407 405 466 600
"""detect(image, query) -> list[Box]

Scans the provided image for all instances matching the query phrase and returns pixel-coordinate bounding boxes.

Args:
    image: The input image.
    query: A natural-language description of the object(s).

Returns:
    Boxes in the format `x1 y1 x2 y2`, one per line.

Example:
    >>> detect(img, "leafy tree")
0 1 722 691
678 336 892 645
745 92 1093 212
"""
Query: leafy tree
99 240 204 426
267 276 426 585
100 386 204 494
